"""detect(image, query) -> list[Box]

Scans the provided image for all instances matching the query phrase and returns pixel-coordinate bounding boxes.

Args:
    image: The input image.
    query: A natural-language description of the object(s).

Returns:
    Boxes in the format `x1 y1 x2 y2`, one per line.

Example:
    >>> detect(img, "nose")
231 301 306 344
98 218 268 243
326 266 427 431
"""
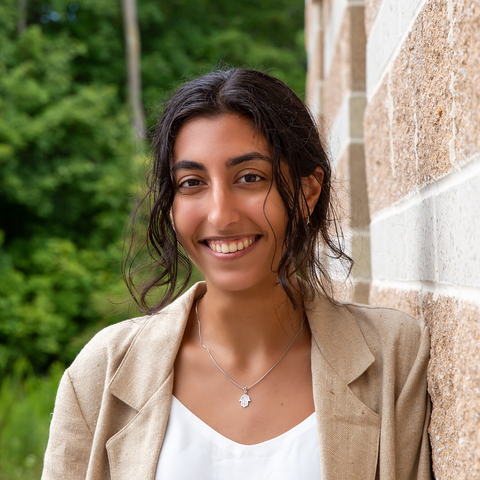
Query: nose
207 183 240 230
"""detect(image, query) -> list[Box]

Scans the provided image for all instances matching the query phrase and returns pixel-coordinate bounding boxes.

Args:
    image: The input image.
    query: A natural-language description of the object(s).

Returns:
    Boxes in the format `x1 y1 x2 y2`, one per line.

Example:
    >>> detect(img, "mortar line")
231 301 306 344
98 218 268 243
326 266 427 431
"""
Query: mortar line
371 279 480 304
370 156 480 223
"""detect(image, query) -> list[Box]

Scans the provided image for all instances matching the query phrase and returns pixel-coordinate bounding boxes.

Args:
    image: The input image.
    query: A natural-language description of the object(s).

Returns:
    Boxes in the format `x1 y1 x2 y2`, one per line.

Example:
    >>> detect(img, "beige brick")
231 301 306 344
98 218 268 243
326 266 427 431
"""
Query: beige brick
422 293 460 480
350 6 366 91
369 284 421 317
388 52 419 196
453 0 480 163
370 286 480 479
348 143 370 228
332 143 371 302
353 280 370 304
305 0 314 52
332 147 351 228
322 0 334 37
332 277 370 304
323 6 366 123
350 94 367 139
306 25 323 104
365 0 383 37
351 231 371 282
325 0 480 476
455 301 480 480
364 0 461 213
393 1 454 186
332 143 369 228
364 0 480 214
323 11 350 122
364 77 398 211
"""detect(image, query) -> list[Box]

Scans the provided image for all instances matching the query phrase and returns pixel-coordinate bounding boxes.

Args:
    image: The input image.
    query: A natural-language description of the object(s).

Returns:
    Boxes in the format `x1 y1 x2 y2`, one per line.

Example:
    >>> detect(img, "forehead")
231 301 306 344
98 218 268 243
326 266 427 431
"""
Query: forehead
172 114 270 164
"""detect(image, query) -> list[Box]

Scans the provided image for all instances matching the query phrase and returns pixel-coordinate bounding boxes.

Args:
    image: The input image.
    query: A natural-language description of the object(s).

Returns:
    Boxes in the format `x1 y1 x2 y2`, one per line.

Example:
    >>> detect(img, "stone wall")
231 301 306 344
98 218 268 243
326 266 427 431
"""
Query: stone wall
305 0 480 478
305 0 371 303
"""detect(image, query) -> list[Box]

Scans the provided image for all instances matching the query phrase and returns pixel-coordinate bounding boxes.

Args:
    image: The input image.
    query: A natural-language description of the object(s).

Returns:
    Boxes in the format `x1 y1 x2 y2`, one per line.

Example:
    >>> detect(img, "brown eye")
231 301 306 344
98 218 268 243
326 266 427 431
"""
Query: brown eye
239 173 263 183
179 178 203 188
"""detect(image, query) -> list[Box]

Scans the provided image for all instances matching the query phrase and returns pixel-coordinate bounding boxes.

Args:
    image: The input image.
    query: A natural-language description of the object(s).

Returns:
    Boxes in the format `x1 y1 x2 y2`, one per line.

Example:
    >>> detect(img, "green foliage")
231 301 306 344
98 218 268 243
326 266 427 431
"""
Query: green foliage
0 360 64 480
139 0 306 115
0 0 305 378
34 0 306 117
0 16 136 375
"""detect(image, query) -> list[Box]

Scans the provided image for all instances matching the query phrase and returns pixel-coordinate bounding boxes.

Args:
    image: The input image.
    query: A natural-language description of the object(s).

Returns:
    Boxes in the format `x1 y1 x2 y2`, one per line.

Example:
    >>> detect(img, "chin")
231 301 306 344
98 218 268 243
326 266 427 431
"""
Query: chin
203 271 277 294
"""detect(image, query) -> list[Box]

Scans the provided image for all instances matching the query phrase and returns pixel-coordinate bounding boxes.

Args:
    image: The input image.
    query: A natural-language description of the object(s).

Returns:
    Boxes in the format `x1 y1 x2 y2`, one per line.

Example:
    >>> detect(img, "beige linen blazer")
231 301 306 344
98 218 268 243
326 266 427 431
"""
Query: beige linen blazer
42 282 432 480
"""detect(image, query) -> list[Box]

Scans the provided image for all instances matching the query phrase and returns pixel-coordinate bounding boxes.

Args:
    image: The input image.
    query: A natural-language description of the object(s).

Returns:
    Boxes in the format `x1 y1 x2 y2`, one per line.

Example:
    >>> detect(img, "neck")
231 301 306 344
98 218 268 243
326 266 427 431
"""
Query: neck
196 278 305 363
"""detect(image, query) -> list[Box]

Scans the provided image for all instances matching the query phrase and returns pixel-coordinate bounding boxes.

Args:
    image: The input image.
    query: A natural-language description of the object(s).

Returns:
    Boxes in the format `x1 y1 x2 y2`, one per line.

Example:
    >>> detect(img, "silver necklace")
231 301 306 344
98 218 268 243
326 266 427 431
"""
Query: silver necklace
195 297 305 408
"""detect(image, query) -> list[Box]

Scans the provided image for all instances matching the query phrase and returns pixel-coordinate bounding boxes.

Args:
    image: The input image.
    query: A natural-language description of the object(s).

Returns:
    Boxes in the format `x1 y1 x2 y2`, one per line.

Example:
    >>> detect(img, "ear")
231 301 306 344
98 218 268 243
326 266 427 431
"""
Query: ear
301 166 323 217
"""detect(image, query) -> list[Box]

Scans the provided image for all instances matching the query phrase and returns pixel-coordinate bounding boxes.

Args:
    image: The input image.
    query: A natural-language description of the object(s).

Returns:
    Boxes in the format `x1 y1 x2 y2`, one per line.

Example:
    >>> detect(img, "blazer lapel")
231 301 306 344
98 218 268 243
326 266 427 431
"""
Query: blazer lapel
103 282 380 479
307 293 381 480
106 373 174 480
106 282 207 480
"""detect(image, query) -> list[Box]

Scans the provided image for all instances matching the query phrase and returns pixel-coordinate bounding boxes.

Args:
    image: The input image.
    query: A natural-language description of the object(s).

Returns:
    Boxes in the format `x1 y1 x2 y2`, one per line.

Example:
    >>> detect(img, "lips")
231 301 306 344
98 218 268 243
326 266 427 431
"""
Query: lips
204 235 259 254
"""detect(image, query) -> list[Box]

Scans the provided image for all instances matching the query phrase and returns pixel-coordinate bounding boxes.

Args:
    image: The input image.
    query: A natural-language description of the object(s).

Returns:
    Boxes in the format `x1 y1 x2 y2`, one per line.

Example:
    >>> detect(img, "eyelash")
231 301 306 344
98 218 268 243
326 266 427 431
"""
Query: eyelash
178 178 203 189
177 172 265 189
238 172 265 183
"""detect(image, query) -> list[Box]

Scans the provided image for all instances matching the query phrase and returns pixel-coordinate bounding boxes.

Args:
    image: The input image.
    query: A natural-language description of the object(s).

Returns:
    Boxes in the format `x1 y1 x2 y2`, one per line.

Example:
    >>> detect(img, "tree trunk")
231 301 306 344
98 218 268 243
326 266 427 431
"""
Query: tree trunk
18 0 27 34
120 0 146 140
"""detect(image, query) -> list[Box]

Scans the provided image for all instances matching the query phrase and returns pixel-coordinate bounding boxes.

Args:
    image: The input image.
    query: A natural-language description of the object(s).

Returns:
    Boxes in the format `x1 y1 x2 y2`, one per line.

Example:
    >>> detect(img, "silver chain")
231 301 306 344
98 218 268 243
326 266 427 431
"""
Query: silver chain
195 296 305 394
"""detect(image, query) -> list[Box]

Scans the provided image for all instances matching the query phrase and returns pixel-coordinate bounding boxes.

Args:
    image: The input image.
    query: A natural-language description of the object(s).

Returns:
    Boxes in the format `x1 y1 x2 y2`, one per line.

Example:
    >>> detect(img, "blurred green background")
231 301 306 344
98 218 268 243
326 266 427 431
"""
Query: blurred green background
0 0 305 477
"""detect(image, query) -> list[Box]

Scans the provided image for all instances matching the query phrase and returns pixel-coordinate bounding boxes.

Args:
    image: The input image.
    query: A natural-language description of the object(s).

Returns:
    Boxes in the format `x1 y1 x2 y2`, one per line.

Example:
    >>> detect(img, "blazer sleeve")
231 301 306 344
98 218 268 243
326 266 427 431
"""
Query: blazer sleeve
394 323 433 480
41 369 93 480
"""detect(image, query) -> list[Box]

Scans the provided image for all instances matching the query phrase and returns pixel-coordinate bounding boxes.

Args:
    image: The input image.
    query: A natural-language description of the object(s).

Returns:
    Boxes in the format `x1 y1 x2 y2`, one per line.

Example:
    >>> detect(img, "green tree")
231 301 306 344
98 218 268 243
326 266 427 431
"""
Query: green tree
0 5 137 375
0 0 305 377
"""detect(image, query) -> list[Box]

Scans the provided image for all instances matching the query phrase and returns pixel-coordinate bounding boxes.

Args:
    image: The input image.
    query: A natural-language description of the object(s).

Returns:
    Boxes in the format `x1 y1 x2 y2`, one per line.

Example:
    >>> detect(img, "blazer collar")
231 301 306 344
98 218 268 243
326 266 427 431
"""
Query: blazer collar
106 282 206 480
107 282 379 480
305 289 380 480
109 281 374 410
108 282 206 411
304 290 375 385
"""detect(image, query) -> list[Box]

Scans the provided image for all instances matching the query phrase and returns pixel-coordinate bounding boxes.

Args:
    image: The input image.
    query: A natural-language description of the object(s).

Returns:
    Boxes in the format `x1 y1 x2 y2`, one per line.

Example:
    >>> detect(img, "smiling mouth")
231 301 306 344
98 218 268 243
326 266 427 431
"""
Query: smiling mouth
203 235 260 254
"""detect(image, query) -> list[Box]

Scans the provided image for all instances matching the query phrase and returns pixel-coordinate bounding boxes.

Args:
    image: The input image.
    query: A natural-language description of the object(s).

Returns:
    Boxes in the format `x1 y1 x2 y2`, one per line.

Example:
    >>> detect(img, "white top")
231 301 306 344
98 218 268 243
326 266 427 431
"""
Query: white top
155 396 321 479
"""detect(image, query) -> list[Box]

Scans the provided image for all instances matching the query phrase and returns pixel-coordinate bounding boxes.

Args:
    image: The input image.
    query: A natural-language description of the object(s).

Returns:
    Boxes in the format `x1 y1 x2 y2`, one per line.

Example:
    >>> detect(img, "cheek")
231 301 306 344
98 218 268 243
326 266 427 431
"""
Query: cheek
171 198 207 252
263 193 288 232
171 199 192 240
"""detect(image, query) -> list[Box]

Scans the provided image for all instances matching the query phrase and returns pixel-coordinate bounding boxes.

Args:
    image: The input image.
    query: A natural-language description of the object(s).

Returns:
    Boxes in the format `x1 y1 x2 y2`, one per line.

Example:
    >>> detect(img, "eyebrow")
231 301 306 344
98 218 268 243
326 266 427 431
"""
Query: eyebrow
227 152 272 167
171 152 272 175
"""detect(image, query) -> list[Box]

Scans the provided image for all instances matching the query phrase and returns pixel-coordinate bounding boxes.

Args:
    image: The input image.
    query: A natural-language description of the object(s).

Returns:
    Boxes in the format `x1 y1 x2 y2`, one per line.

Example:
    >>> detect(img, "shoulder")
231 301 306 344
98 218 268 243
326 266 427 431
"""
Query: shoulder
66 282 206 392
342 301 425 331
341 302 429 359
47 316 152 439
64 315 155 419
68 316 150 382
341 302 430 400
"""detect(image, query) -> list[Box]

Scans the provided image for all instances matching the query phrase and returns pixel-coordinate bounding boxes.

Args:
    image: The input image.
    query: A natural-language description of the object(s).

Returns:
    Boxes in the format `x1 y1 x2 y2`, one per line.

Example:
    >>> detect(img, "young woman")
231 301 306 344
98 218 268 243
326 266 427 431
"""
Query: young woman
42 69 432 479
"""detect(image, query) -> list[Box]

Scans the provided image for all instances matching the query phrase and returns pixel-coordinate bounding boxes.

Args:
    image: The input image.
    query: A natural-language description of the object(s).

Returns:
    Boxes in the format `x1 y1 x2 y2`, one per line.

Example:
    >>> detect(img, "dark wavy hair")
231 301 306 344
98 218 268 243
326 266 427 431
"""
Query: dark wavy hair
123 68 352 313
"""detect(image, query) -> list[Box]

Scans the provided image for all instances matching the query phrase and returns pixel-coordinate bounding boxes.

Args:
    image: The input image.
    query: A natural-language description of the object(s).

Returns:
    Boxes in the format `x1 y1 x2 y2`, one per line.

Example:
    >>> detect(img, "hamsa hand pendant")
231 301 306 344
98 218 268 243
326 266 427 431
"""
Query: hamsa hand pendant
239 393 251 408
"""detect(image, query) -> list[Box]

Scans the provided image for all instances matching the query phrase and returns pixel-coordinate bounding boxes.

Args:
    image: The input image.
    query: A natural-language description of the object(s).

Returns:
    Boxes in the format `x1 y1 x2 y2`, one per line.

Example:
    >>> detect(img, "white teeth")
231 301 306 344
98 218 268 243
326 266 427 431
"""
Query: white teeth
208 237 257 254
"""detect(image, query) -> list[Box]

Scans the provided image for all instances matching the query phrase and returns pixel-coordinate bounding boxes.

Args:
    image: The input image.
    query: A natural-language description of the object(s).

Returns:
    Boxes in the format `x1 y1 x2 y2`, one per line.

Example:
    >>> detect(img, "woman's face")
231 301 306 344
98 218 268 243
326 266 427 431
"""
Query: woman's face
171 113 288 294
